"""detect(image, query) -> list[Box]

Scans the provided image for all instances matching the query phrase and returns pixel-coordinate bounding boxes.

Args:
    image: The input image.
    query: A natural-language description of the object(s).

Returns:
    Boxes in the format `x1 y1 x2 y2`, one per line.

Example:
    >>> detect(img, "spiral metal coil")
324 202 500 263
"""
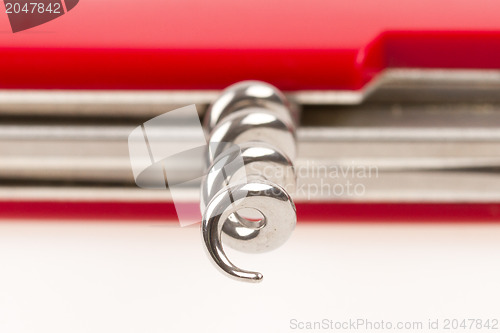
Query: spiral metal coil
201 81 298 282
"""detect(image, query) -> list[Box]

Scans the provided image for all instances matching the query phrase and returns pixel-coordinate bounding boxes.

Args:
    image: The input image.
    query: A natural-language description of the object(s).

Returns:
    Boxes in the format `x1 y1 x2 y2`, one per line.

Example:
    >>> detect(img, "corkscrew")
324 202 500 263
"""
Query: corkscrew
201 81 299 282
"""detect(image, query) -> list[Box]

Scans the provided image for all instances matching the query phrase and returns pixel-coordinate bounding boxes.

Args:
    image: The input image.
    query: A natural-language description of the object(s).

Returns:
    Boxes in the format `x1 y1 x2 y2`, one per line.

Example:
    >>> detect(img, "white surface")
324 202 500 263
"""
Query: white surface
0 222 499 332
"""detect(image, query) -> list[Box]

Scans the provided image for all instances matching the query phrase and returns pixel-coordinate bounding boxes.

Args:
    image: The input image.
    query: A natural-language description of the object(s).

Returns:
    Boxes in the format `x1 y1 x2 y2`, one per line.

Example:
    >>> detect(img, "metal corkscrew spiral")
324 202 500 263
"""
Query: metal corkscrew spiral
200 81 299 282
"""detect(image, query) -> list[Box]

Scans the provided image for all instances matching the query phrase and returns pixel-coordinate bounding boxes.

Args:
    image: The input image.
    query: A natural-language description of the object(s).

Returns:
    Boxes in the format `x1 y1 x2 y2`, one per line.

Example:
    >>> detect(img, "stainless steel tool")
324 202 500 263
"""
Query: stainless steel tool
200 81 298 282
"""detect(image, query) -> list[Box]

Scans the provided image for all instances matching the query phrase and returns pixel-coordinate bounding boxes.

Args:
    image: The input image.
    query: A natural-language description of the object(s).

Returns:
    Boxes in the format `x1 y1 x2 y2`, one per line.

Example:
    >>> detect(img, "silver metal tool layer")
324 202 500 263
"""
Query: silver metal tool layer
1 69 500 203
3 69 500 116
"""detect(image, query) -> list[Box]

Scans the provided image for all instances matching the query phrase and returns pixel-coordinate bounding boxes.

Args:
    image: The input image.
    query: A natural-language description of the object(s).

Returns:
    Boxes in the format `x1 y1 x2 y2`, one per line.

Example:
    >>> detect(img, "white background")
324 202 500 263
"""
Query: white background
0 222 499 332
